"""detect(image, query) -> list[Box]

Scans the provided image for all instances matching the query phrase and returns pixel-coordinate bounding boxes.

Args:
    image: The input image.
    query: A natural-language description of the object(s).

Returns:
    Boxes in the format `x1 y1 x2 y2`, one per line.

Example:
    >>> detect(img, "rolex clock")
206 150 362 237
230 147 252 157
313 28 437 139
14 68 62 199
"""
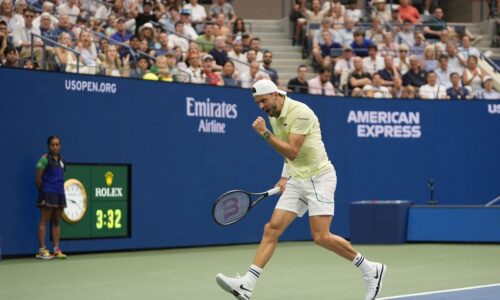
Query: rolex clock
63 179 88 223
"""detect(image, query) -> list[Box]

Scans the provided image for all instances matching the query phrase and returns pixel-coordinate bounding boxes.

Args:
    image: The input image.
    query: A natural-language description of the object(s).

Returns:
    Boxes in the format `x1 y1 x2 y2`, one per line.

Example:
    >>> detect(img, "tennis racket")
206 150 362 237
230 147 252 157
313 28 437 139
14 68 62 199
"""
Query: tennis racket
212 187 281 226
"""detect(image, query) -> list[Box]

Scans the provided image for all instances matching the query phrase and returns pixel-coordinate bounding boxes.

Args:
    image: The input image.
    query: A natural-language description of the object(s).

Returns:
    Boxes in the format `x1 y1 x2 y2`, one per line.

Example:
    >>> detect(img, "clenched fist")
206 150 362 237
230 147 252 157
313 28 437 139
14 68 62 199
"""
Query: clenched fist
252 116 268 135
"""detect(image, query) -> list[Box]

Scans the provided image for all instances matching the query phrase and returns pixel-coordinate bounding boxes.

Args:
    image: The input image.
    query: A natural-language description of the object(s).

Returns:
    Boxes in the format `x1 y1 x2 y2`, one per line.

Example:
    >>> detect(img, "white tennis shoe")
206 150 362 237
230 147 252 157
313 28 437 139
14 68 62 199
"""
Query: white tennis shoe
363 262 387 300
216 273 253 300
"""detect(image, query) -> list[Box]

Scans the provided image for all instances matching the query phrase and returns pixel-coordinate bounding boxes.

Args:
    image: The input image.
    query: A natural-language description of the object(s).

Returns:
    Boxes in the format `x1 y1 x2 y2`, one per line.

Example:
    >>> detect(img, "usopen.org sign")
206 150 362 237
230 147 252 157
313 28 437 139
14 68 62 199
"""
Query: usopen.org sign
347 110 422 138
185 96 238 134
488 104 500 114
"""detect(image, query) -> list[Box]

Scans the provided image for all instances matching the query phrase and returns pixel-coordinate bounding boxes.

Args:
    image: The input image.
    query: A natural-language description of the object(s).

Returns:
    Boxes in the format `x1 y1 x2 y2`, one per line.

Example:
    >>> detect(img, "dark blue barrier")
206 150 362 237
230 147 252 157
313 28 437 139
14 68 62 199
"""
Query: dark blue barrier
0 68 499 256
407 206 500 242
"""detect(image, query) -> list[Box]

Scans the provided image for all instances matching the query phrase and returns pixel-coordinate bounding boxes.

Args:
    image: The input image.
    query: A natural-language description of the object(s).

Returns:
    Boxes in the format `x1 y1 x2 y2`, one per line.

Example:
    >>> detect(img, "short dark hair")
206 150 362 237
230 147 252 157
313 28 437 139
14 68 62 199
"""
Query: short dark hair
24 8 36 16
47 135 61 146
318 67 331 74
3 46 16 56
449 72 460 78
175 21 183 27
438 54 448 61
297 64 307 71
0 20 7 26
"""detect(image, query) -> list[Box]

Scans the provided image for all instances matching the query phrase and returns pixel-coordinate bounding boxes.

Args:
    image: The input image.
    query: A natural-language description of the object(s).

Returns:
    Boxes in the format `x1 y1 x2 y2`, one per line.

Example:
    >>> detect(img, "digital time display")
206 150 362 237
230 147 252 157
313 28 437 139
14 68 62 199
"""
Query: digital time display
61 164 130 239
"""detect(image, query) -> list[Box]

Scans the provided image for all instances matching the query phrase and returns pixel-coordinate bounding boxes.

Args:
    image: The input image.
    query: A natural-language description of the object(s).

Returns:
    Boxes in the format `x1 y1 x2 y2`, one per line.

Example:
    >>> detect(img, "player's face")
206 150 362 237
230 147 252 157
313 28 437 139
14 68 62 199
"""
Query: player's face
49 139 61 155
254 93 280 117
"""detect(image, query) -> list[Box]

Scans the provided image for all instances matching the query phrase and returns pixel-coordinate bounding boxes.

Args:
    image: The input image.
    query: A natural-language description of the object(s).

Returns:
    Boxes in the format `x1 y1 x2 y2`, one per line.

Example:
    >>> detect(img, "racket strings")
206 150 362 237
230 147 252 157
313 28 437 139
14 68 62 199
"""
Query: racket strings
213 192 251 225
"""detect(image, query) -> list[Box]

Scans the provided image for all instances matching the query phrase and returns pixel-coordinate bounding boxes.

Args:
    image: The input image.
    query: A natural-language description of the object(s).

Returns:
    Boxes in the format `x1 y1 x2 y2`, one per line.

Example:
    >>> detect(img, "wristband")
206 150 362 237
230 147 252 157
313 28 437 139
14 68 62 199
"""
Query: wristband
262 130 271 140
281 163 289 178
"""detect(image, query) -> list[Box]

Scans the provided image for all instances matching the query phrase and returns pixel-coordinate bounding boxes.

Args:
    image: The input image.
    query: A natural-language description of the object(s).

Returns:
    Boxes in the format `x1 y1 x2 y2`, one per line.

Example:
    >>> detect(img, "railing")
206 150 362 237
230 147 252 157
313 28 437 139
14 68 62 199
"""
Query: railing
31 32 81 73
481 51 500 73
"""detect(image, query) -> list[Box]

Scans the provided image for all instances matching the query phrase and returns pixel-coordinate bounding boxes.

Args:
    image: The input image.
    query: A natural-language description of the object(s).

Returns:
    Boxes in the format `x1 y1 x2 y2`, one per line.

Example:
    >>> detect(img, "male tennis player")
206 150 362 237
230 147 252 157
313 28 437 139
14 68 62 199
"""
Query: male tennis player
216 79 387 300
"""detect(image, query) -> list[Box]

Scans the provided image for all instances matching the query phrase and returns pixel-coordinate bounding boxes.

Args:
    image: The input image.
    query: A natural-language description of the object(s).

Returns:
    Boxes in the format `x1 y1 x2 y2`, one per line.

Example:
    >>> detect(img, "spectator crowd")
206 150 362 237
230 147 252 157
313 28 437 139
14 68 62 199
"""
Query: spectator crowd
0 0 498 99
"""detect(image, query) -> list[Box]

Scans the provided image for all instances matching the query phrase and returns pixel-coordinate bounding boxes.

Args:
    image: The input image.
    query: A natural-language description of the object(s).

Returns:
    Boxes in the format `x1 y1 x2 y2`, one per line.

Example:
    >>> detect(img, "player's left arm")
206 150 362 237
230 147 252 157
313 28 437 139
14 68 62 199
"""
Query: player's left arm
252 116 306 161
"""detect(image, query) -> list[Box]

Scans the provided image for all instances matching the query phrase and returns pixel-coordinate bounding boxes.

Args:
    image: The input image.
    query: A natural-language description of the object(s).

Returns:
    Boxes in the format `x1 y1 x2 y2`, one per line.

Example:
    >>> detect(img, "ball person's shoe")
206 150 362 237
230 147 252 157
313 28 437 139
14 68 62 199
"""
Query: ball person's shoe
216 273 252 300
35 247 54 260
363 262 387 300
53 247 67 259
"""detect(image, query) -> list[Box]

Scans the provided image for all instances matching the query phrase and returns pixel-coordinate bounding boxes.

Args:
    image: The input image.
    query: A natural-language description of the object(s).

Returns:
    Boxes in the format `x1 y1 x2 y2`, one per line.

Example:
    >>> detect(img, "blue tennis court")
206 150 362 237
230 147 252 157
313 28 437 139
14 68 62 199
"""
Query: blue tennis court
380 283 500 300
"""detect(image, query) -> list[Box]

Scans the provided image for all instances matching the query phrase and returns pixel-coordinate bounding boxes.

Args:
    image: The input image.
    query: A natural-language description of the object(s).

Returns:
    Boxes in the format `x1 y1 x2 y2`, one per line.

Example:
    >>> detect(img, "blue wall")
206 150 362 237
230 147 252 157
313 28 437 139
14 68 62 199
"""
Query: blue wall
0 68 499 256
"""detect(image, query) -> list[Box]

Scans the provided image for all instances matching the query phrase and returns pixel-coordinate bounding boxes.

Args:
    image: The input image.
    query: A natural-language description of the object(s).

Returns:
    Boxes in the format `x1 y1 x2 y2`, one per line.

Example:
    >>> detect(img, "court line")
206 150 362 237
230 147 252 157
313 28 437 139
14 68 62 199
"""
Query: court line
378 283 500 299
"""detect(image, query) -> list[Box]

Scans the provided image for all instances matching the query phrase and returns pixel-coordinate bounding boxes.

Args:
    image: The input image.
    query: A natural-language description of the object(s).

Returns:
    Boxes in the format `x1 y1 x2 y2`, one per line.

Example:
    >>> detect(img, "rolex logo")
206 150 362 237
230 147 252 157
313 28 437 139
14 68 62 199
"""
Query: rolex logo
105 171 114 187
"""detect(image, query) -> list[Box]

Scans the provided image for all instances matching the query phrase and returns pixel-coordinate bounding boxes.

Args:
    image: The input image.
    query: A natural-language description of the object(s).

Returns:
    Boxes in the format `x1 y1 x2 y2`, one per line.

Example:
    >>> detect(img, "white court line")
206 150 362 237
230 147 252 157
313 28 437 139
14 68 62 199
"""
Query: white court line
378 283 500 299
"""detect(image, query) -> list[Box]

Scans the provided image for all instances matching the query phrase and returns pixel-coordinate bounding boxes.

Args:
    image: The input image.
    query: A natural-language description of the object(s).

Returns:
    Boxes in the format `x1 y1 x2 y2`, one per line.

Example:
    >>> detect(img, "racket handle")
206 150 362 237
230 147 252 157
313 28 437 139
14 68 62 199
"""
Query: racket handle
267 187 281 196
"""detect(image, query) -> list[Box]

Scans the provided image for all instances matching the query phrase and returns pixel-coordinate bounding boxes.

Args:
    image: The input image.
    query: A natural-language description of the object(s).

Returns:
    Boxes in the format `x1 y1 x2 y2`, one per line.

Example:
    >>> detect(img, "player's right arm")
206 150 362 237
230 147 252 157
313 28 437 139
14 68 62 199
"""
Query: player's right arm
35 156 47 190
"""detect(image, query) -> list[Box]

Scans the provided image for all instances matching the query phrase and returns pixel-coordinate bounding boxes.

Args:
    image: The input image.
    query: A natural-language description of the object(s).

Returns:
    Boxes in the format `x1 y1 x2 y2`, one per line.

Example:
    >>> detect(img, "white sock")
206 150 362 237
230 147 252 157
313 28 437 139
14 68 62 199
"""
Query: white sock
352 253 374 275
243 265 262 290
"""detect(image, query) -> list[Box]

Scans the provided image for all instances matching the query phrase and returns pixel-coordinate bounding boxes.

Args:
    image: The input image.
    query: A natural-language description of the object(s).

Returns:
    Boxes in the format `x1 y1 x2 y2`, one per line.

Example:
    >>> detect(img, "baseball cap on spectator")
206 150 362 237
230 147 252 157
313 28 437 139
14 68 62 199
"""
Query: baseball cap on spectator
343 45 353 52
483 76 493 83
202 54 214 61
139 22 155 35
180 8 191 15
252 79 287 97
117 17 126 23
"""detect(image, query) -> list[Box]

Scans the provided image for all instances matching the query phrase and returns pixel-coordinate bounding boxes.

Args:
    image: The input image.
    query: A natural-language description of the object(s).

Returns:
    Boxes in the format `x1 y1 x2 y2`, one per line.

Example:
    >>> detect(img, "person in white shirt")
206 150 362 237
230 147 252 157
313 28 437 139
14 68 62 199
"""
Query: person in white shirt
12 8 47 67
435 54 453 89
362 45 385 75
183 0 207 27
240 61 269 88
345 0 362 23
419 71 448 99
458 35 480 62
227 38 246 76
180 9 198 40
169 21 190 54
363 73 391 98
446 42 465 76
57 0 80 25
475 76 500 99
33 2 59 30
338 17 355 45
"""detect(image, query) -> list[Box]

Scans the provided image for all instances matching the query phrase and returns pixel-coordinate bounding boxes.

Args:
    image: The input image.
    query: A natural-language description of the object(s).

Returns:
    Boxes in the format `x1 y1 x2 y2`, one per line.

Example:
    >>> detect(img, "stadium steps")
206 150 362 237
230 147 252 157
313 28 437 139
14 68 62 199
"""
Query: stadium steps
248 19 304 87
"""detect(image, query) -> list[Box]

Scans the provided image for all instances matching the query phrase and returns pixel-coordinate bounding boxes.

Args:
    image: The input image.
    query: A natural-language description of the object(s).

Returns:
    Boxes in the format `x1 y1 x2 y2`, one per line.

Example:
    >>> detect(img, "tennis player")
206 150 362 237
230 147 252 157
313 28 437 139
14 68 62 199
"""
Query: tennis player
216 80 386 300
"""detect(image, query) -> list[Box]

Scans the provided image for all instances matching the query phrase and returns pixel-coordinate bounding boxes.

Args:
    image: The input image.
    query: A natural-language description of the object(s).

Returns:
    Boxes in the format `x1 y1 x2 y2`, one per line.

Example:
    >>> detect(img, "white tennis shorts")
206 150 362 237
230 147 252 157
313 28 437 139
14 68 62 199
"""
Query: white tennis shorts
275 169 337 217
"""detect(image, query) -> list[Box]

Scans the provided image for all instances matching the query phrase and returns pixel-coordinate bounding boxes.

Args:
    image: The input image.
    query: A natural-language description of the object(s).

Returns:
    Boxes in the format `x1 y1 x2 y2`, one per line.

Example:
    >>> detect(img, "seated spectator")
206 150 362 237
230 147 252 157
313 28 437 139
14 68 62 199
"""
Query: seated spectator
419 71 447 99
378 55 400 87
348 57 372 94
410 32 426 59
433 30 451 56
462 55 484 94
98 45 130 77
401 85 417 99
363 45 385 75
214 13 232 41
209 36 228 68
338 17 355 45
435 54 453 88
458 35 480 61
12 8 46 69
183 0 207 32
180 9 198 40
221 60 240 87
169 21 189 54
262 50 279 85
55 32 79 73
399 0 420 24
153 32 172 57
446 72 471 100
371 0 392 24
161 6 180 33
57 0 80 25
351 31 373 57
422 46 438 72
51 15 74 41
130 56 150 79
97 38 110 62
132 0 166 35
240 61 270 88
202 54 224 86
75 30 98 73
165 52 179 80
110 17 132 44
209 0 237 23
378 32 399 58
288 64 309 94
139 22 159 50
312 30 342 68
322 0 345 16
313 18 341 47
395 43 410 74
227 38 246 75
398 19 415 46
365 17 386 46
403 55 427 88
232 18 248 39
0 20 13 51
475 76 500 99
185 52 206 84
196 23 215 53
308 67 336 96
423 7 448 40
330 5 345 31
334 46 354 81
345 0 362 23
300 0 331 30
33 2 58 31
392 77 404 98
362 73 392 98
445 42 465 75
249 37 263 62
2 46 19 68
289 0 307 46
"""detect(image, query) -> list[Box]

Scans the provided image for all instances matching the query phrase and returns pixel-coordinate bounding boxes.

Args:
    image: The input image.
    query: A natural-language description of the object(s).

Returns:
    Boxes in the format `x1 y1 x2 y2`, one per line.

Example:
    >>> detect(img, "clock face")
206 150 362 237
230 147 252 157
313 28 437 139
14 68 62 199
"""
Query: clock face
63 179 87 223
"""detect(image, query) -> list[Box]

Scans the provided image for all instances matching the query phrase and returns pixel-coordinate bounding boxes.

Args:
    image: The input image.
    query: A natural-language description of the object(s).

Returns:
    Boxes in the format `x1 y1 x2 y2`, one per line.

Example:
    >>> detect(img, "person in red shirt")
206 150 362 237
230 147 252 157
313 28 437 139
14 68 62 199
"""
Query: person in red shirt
399 0 421 24
202 54 224 86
